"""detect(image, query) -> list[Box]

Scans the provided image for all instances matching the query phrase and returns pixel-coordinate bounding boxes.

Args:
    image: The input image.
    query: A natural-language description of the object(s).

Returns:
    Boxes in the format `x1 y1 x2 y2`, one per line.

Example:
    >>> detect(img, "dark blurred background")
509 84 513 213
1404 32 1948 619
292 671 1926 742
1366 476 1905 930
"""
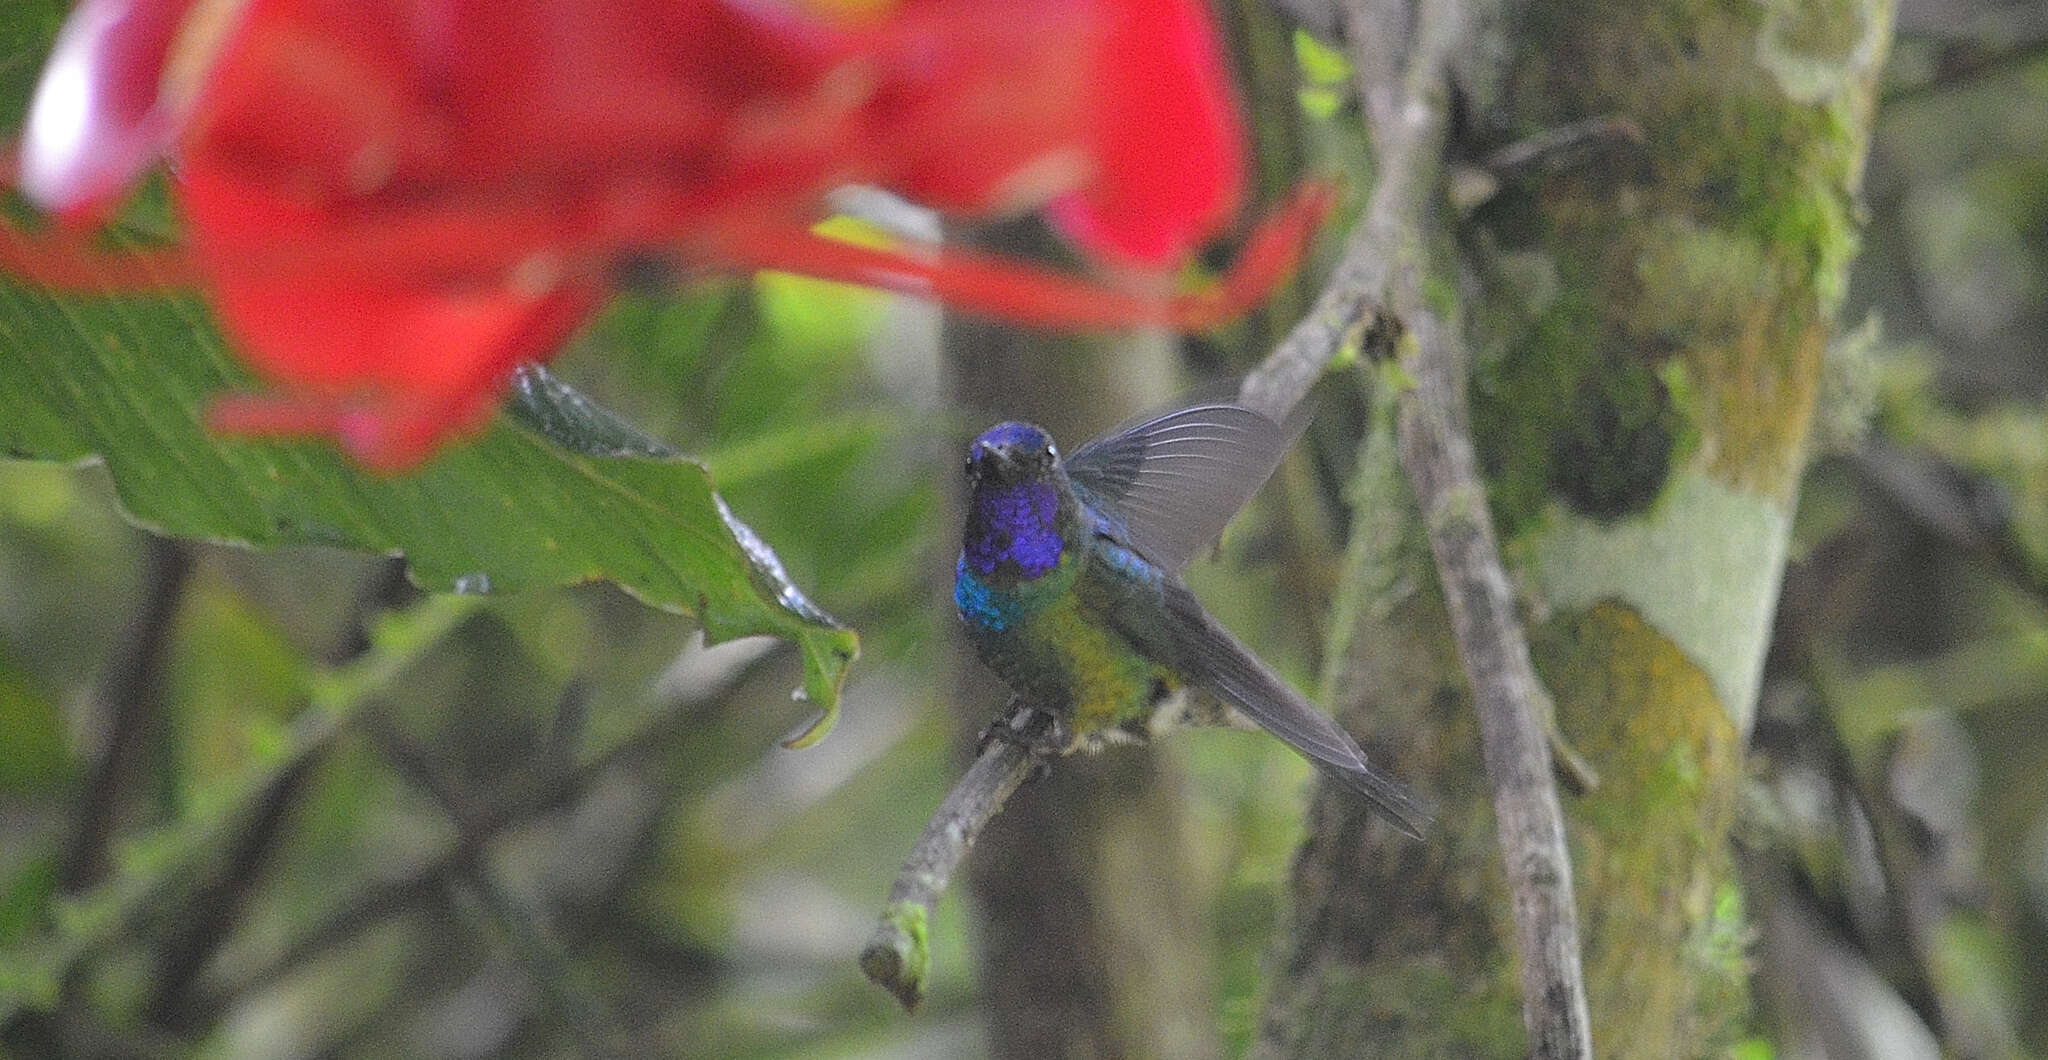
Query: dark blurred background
1 1 2047 1056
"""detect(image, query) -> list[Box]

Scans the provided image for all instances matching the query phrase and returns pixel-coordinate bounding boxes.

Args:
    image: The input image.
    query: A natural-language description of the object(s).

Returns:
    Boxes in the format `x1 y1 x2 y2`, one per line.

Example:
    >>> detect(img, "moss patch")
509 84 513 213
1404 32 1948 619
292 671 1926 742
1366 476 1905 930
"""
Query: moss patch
1533 602 1749 1056
1481 0 1890 501
1473 292 1685 531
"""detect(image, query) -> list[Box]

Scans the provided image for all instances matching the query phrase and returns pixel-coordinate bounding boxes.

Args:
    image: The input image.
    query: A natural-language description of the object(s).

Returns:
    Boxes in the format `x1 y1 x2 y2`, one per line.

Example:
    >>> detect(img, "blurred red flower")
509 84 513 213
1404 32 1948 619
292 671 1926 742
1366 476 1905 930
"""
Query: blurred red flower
3 0 1330 470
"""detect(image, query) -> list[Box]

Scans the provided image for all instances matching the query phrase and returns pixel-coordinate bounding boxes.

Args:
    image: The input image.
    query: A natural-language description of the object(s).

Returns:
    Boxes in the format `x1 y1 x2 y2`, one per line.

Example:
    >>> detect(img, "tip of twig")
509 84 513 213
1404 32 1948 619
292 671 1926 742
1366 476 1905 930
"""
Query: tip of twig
860 903 930 1011
1549 729 1601 794
859 705 1044 1012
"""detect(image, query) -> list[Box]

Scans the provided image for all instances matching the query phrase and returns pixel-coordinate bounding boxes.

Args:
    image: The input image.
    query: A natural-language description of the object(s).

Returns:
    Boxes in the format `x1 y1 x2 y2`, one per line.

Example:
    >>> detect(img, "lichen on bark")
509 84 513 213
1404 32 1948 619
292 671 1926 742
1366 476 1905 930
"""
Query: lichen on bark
1259 0 1895 1053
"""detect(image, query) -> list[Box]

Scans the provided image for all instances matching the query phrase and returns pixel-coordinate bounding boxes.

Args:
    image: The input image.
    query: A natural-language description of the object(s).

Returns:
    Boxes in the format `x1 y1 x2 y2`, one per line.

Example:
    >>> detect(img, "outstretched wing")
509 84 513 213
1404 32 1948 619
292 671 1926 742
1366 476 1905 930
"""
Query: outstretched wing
1064 401 1301 573
1089 556 1432 839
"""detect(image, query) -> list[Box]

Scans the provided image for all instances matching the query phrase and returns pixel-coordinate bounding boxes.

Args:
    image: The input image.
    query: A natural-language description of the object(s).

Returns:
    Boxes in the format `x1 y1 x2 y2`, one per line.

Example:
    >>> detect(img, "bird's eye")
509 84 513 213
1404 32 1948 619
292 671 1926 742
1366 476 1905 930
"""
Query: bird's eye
1042 443 1057 462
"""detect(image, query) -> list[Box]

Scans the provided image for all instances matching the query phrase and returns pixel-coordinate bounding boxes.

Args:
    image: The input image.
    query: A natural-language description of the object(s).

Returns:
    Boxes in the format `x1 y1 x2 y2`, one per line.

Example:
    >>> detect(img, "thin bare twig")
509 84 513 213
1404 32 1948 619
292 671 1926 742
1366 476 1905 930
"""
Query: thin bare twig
367 703 638 1058
1394 304 1594 1059
1243 0 1594 1053
1847 440 2048 613
193 641 779 1022
1377 0 1592 1049
1235 0 1449 422
147 557 414 1028
1375 0 1593 1048
1450 116 1645 212
59 535 193 893
452 870 631 1060
860 703 1049 1010
1883 18 2048 107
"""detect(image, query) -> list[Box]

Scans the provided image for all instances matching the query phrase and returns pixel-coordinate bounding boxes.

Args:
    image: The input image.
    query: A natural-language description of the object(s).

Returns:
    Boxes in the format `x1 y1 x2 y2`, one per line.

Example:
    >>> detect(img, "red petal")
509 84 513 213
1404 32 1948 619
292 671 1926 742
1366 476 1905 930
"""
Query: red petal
19 0 218 219
0 212 198 290
17 0 1285 471
207 388 500 473
201 272 600 470
1046 0 1246 267
869 0 1100 214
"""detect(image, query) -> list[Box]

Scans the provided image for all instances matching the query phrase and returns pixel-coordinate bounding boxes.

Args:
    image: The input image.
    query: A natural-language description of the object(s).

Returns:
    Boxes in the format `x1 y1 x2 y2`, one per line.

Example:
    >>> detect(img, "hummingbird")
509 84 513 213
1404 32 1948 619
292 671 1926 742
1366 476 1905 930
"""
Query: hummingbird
955 400 1431 838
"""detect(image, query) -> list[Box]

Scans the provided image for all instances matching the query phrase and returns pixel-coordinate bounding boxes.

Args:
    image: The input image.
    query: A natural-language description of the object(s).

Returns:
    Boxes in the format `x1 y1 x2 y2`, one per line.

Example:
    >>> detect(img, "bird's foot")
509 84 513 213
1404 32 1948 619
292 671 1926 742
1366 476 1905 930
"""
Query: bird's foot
976 704 1070 762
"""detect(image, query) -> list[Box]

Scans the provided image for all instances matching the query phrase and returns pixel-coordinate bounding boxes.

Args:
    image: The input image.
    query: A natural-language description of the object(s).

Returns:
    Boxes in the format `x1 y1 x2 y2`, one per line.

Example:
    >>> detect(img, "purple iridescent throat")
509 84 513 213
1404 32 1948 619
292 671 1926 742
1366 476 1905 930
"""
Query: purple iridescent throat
964 479 1063 579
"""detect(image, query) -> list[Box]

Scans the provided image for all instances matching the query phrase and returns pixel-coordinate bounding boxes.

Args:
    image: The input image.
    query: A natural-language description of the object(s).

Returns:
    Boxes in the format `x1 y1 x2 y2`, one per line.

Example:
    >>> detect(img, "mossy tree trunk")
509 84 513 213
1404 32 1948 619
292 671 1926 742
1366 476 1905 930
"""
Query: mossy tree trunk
1257 0 1894 1055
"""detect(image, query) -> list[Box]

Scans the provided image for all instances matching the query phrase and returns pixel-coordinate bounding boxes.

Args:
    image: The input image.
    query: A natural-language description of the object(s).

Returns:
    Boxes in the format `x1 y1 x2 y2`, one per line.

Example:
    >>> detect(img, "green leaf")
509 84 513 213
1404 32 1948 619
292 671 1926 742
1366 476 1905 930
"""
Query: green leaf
168 577 310 812
0 7 854 740
0 857 56 947
0 655 68 794
1293 28 1353 86
0 272 859 744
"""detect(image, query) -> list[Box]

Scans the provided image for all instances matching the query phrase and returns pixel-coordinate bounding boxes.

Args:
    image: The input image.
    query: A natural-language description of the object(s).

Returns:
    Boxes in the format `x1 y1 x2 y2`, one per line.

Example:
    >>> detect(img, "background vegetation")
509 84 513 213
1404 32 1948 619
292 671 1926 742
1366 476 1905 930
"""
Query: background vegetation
1 0 2046 1056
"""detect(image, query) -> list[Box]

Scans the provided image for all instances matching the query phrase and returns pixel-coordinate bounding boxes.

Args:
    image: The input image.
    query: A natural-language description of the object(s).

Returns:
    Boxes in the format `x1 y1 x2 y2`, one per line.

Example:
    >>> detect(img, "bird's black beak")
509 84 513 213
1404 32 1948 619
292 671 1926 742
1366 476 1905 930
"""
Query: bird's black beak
966 441 1005 482
975 442 1018 470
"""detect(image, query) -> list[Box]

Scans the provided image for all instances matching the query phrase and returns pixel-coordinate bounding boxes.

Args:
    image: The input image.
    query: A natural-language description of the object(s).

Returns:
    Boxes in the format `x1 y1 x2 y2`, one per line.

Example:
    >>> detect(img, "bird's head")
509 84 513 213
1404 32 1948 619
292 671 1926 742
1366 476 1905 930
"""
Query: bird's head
966 421 1061 487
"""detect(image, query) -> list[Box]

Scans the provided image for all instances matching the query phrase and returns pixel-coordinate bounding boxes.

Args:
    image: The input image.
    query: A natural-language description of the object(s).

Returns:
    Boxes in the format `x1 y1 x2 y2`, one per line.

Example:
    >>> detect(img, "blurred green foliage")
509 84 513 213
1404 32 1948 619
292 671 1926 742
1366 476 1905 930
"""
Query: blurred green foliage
0 5 2046 1059
1744 17 2048 1054
0 187 1355 1056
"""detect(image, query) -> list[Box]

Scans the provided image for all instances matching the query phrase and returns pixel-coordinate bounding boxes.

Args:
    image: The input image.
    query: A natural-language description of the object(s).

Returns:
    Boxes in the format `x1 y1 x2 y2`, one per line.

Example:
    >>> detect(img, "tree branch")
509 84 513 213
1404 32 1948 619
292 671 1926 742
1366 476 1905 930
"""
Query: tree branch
860 704 1049 1011
1236 0 1448 422
145 557 415 1028
59 534 193 892
1244 0 1594 1053
192 638 779 1023
1393 304 1594 1059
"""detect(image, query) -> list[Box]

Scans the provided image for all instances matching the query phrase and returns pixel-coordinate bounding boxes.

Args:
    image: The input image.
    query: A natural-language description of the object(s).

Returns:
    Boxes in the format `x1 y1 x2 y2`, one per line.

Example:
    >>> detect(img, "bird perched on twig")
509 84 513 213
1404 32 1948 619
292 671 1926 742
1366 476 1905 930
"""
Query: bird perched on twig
954 400 1431 838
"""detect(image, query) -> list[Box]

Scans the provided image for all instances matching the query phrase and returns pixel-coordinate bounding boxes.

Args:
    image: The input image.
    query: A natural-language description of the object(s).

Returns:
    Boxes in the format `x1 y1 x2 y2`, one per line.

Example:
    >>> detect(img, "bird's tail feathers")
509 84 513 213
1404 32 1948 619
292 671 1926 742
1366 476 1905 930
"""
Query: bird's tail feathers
1319 752 1434 840
1162 583 1433 839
